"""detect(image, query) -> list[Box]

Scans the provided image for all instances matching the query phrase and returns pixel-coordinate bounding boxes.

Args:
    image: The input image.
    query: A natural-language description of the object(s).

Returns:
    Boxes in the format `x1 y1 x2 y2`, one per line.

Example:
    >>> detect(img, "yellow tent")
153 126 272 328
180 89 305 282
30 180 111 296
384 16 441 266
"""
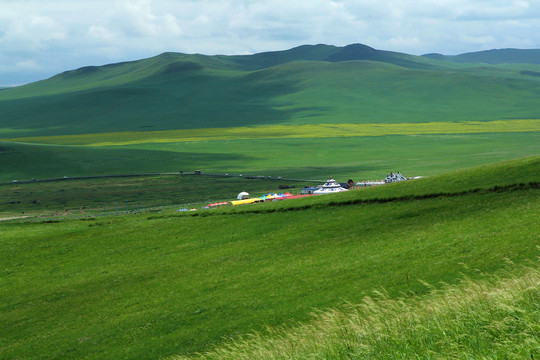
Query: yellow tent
231 198 264 206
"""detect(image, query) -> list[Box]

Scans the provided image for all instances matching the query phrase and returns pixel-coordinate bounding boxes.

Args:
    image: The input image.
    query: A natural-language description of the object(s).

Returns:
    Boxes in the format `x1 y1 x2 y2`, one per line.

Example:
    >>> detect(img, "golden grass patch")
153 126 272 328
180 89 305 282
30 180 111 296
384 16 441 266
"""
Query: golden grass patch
3 119 540 146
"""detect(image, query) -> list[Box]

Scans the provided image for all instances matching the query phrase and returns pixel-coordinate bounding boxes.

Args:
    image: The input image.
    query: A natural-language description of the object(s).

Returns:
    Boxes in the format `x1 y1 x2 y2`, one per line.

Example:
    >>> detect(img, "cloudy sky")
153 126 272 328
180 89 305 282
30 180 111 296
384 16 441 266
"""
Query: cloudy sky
1 0 540 86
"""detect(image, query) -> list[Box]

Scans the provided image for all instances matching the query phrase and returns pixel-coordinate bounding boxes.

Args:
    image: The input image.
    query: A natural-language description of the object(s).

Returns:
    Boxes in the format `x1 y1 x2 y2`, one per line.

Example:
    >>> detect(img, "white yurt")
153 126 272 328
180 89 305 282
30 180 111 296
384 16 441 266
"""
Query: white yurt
237 191 250 200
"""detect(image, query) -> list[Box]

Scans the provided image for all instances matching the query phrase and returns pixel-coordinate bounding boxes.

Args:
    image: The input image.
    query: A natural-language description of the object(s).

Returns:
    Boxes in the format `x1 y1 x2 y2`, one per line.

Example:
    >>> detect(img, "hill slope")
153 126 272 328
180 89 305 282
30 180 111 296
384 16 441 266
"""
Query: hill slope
175 266 539 359
0 43 539 183
1 157 538 359
1 44 540 137
423 48 540 64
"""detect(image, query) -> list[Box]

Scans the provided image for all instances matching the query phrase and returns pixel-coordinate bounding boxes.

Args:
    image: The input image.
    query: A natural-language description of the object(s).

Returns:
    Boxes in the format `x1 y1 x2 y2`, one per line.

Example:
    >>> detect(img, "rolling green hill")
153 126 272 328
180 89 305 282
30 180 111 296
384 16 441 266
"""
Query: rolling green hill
423 48 540 64
1 43 538 360
2 44 540 137
0 43 539 182
1 157 538 359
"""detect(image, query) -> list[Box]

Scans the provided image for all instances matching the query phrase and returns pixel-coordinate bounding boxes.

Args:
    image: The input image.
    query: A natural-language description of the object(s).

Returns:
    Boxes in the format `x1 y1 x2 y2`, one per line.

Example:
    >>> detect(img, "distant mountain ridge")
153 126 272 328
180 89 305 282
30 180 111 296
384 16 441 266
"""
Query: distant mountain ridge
0 43 445 102
7 43 540 94
423 48 540 64
220 43 438 70
52 43 435 77
1 43 540 138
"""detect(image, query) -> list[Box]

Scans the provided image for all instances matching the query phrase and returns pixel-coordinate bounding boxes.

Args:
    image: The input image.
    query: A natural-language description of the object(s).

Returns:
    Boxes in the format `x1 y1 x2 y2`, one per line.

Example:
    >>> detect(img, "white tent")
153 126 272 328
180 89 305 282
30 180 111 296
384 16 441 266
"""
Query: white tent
237 191 250 200
384 172 407 183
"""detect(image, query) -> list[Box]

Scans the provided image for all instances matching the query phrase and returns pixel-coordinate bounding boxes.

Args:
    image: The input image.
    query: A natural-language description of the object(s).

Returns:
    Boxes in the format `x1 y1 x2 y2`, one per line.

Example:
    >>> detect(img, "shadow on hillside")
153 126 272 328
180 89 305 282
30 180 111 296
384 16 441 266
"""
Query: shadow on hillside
0 142 258 182
0 66 328 137
265 164 388 181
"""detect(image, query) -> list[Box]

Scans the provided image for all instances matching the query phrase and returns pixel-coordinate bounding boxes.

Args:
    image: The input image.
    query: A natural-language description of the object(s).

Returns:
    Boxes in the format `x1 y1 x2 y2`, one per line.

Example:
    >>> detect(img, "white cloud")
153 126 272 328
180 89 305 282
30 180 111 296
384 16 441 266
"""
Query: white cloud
1 0 540 85
88 26 114 41
111 0 182 37
1 15 65 51
0 60 42 72
389 36 421 49
14 60 42 71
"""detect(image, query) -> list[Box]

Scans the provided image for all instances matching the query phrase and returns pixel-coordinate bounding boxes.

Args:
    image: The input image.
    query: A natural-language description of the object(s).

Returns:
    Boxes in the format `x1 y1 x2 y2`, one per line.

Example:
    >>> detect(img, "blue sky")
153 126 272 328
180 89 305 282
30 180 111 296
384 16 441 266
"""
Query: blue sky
1 0 540 86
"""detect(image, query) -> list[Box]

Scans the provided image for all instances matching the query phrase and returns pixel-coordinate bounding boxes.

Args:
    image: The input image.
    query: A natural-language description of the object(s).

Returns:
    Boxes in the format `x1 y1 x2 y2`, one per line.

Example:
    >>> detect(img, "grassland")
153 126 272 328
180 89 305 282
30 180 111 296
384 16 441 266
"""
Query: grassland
1 158 538 359
1 131 538 183
174 265 539 359
3 119 539 146
1 44 539 184
0 175 307 218
0 44 539 358
2 47 540 139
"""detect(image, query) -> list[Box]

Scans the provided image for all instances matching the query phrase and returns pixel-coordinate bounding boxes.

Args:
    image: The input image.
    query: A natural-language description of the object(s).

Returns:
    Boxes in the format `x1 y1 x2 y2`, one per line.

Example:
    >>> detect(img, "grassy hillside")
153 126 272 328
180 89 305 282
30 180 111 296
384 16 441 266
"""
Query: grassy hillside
1 157 538 359
175 265 539 359
1 43 538 359
0 44 539 183
424 48 540 64
2 44 540 138
1 130 538 183
0 140 256 183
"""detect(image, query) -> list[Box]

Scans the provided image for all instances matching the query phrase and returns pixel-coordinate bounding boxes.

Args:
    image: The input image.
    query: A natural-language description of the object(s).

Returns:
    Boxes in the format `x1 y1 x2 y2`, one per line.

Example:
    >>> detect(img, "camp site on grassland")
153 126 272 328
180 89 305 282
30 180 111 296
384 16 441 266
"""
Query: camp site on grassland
198 172 416 210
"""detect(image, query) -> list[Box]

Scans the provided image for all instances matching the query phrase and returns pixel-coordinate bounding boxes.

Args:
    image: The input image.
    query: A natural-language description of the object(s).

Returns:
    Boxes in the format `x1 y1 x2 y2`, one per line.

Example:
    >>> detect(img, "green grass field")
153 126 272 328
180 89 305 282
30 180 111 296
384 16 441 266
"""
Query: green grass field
0 175 308 218
1 131 538 183
1 45 539 358
4 119 539 145
171 264 540 360
3 46 540 137
174 265 540 359
1 44 539 184
1 158 538 359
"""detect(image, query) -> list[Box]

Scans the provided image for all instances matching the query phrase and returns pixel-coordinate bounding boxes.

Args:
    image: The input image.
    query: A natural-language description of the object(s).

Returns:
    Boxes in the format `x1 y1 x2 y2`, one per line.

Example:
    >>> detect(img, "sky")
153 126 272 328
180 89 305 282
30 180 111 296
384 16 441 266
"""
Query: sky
1 0 540 86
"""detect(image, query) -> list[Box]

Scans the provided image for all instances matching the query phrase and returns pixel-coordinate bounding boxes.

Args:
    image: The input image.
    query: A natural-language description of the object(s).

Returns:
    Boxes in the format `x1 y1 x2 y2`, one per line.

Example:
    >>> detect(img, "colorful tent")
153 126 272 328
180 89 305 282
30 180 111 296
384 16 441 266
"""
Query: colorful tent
208 201 228 207
231 198 264 206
